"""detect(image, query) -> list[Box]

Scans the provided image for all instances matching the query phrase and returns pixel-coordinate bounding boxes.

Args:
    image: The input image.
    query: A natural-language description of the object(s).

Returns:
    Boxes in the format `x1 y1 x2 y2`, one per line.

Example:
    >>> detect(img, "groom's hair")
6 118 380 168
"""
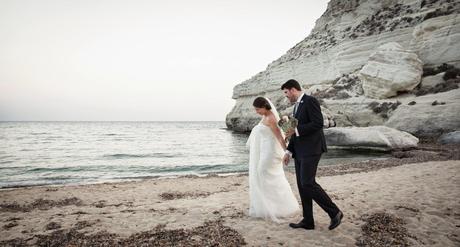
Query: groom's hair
253 97 272 110
281 79 302 91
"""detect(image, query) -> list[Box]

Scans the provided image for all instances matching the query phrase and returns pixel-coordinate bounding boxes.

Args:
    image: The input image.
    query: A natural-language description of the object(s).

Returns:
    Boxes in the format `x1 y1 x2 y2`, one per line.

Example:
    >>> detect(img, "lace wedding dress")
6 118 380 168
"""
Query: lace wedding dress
247 117 299 222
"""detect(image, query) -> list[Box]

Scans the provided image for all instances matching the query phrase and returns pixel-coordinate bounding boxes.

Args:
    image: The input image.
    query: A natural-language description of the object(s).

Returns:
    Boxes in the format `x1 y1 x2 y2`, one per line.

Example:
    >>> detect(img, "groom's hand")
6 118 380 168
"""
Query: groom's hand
285 128 295 138
286 129 296 139
283 154 290 166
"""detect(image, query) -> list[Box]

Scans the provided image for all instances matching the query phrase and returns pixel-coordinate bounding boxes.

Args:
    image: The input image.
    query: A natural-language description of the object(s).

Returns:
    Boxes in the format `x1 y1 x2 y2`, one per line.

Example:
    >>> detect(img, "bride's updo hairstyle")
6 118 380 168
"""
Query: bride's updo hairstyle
253 97 272 110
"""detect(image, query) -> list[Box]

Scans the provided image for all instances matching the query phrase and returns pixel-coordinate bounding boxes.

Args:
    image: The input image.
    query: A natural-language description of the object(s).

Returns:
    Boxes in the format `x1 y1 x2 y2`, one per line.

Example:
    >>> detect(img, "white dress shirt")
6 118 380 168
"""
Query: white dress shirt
285 92 304 157
293 92 305 137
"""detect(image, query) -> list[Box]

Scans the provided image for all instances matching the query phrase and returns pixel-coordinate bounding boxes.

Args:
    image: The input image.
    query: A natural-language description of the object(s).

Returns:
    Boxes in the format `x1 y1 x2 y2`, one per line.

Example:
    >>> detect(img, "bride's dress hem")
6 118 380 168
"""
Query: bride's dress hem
247 122 300 223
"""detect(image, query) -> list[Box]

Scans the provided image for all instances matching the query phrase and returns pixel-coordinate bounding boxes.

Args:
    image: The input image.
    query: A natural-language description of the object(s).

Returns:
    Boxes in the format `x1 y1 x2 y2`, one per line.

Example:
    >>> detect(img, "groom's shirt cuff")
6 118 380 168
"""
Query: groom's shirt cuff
295 127 299 137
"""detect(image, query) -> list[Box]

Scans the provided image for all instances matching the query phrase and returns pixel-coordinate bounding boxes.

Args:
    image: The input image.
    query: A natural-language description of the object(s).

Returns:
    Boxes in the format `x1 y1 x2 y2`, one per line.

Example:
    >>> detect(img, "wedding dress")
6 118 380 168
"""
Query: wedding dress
246 100 299 222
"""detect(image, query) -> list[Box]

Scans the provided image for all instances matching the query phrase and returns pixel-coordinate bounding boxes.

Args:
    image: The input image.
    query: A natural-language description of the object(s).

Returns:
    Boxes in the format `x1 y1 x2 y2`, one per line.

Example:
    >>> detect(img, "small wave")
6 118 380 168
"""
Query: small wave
44 136 63 140
103 153 152 159
41 175 88 181
27 176 71 181
27 166 86 173
106 175 161 180
0 155 15 159
0 165 27 169
102 153 177 159
0 179 79 189
74 164 247 181
132 164 247 174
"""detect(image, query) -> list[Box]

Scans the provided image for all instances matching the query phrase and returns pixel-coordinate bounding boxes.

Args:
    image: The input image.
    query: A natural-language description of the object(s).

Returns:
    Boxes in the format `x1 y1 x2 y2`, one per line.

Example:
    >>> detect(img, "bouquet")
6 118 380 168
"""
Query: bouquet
278 115 298 142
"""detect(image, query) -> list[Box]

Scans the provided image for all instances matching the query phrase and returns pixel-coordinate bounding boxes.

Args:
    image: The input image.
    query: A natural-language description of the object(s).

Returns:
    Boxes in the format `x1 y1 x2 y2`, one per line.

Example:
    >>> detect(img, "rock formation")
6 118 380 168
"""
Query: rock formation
359 42 423 99
227 0 460 142
324 126 419 150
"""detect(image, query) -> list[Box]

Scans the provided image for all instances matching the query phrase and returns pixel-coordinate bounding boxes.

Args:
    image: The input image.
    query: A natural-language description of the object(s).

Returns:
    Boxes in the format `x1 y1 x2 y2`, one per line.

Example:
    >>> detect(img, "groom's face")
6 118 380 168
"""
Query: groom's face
283 88 297 103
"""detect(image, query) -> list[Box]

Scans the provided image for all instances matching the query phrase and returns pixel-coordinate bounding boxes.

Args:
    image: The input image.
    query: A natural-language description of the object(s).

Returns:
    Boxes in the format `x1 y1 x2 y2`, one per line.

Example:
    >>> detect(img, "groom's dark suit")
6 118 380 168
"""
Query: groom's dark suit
287 94 340 228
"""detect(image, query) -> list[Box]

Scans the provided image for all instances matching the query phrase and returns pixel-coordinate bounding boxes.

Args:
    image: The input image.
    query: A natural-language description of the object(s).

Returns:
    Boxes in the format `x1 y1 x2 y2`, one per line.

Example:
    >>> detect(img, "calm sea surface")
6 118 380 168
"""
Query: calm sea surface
0 121 389 188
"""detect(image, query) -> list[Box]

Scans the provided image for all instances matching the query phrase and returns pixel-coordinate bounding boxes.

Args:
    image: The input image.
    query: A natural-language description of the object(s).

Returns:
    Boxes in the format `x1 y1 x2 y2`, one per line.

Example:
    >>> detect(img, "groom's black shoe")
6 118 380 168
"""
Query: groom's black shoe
328 211 343 230
289 221 315 230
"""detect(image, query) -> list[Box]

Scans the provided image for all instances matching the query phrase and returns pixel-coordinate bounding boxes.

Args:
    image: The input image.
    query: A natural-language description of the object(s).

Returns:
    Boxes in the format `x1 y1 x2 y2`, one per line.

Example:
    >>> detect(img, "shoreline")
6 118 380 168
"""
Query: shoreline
1 142 457 191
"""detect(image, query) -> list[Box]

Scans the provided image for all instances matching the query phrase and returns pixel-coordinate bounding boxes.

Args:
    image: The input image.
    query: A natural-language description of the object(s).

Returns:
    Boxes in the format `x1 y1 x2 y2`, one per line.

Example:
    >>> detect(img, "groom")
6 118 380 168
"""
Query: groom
282 79 343 231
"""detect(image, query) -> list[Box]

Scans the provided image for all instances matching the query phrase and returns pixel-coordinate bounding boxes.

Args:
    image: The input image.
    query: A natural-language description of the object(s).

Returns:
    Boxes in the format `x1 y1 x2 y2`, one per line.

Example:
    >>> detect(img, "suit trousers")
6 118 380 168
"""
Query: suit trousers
294 154 339 227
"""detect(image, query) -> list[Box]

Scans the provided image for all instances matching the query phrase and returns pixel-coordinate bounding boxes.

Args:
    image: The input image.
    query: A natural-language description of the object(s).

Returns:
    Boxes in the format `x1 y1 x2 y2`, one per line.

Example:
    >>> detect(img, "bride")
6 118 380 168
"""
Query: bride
247 96 299 222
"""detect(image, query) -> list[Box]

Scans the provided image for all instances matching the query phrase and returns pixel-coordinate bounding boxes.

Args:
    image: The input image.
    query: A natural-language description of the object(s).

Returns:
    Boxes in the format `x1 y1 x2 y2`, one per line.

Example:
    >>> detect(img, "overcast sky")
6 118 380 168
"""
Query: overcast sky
0 0 329 121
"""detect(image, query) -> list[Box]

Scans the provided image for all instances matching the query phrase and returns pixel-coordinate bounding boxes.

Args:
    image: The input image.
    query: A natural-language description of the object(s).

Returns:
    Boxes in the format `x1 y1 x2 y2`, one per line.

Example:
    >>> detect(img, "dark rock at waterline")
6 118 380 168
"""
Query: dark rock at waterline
431 100 446 106
438 131 460 145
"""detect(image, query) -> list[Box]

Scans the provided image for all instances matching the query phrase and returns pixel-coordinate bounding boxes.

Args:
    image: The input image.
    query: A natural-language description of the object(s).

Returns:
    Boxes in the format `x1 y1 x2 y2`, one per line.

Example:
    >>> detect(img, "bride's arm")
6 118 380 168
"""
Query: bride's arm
267 116 287 151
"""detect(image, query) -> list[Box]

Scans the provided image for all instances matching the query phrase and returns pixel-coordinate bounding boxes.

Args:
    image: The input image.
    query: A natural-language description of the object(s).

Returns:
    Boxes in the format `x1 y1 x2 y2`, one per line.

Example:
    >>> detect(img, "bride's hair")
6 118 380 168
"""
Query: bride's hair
253 97 272 110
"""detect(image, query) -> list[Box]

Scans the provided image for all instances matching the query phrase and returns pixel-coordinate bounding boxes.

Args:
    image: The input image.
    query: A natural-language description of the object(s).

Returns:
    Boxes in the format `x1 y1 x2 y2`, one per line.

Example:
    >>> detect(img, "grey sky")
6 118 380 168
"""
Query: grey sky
0 0 329 121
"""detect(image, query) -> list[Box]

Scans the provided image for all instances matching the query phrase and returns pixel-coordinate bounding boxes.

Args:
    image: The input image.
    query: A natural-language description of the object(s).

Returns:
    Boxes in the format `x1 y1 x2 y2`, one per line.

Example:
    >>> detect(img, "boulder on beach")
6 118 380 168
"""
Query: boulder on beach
324 126 419 150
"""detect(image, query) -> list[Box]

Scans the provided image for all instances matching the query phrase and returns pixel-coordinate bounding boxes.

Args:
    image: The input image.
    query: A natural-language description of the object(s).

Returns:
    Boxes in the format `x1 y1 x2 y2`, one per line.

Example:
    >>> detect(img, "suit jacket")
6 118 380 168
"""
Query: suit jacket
287 94 327 158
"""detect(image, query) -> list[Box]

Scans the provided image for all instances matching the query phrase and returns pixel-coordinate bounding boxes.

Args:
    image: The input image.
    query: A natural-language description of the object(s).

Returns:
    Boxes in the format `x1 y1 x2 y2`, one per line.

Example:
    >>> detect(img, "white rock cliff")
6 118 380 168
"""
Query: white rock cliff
227 0 460 139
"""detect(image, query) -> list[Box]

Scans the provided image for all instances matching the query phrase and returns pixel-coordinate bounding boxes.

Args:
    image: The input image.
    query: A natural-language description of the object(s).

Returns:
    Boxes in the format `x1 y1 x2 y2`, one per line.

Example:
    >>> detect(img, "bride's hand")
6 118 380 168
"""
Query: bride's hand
283 154 290 166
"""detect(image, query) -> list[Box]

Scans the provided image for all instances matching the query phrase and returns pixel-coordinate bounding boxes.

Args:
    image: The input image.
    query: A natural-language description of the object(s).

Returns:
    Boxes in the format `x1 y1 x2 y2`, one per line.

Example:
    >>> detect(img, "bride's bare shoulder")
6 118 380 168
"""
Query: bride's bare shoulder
266 113 277 125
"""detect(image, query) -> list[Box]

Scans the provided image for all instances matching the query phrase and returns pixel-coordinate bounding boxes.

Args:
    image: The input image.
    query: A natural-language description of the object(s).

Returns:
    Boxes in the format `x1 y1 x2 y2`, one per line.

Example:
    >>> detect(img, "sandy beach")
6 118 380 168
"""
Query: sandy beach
1 146 459 246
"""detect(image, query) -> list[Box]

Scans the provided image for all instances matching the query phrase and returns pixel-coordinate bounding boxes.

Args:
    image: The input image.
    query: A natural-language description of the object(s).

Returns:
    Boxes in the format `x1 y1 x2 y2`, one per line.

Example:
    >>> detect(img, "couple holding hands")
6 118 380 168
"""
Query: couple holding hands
247 79 343 231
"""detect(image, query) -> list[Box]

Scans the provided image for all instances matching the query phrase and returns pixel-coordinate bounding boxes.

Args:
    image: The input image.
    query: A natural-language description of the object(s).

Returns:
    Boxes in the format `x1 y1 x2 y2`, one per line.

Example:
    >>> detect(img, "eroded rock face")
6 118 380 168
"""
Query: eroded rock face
324 126 419 150
411 13 460 66
359 42 423 99
227 0 460 139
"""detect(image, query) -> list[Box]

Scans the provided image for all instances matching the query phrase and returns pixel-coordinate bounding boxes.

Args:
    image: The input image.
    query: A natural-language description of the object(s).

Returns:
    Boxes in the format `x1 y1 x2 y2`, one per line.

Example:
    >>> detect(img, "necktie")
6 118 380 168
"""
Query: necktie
293 102 299 116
